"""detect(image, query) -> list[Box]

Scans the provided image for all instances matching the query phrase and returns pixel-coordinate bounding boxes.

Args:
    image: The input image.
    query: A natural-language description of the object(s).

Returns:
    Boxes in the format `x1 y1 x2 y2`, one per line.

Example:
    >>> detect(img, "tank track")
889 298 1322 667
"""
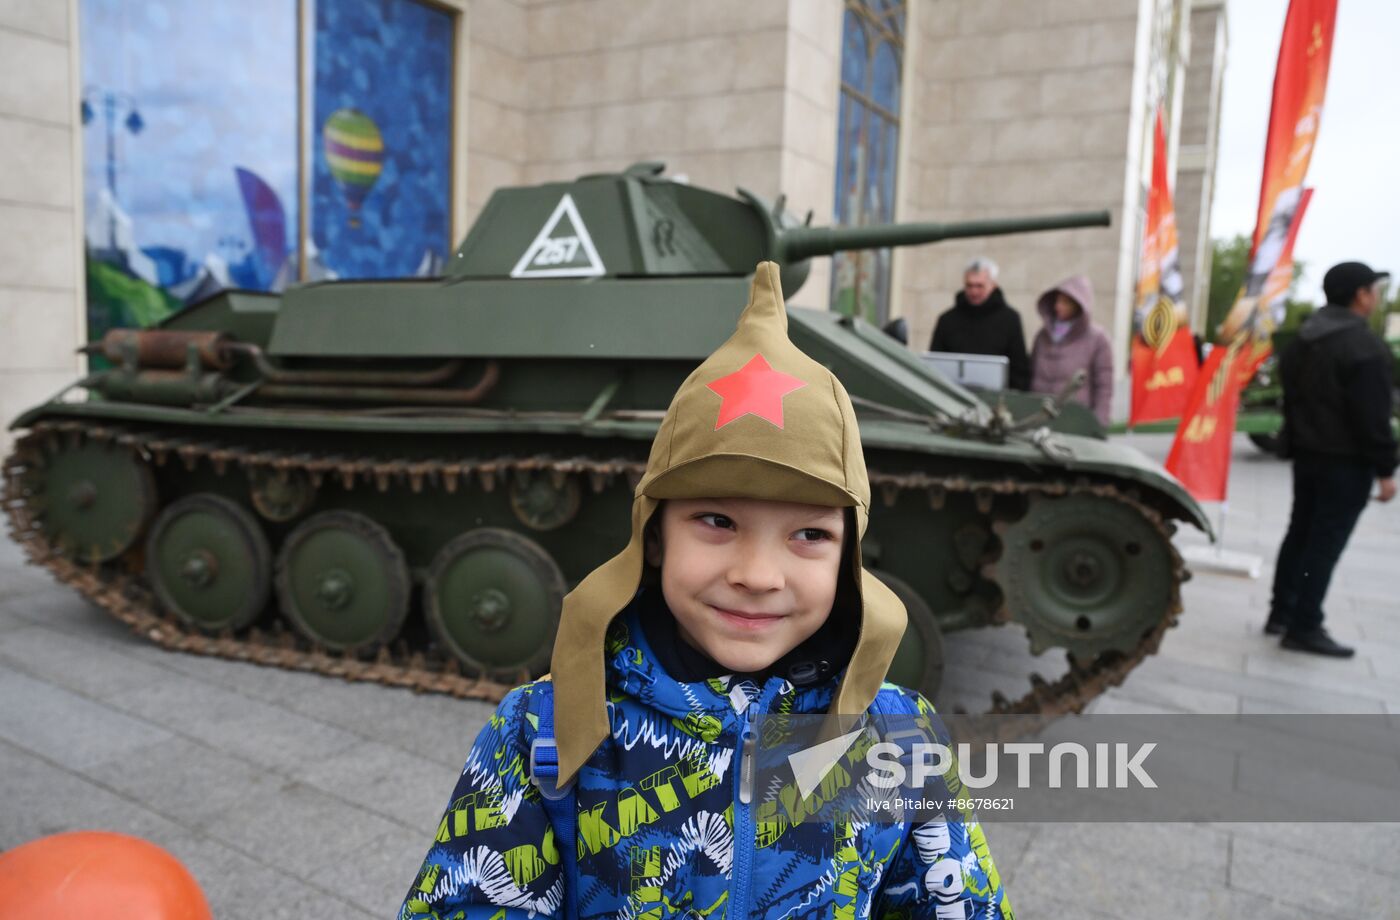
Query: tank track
2 419 1185 717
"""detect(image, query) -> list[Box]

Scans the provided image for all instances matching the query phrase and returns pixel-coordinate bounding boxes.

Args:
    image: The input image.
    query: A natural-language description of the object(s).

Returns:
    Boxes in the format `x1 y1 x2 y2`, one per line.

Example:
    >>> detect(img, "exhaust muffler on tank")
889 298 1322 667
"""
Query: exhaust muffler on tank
83 329 234 371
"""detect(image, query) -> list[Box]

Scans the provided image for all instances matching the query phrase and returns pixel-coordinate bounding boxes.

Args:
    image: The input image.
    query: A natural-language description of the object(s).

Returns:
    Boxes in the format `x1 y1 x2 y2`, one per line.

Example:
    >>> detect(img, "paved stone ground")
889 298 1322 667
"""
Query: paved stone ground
2 432 1397 918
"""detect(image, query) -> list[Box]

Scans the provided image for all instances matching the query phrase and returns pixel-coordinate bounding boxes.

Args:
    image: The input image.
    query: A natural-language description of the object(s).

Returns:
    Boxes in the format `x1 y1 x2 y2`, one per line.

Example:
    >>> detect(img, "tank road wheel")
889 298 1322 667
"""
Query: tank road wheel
995 494 1172 658
425 528 566 681
275 511 410 655
146 494 271 632
248 468 315 522
875 570 945 701
25 439 155 562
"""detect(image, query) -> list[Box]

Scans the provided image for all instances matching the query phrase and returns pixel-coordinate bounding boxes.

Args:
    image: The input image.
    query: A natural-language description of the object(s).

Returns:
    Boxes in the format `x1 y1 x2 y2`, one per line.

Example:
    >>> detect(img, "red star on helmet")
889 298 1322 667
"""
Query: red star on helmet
706 353 807 430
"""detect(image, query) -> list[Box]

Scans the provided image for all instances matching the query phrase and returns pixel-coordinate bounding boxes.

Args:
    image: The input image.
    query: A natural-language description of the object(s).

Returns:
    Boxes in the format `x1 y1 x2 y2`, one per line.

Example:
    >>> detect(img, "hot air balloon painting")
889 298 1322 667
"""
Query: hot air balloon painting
322 108 384 227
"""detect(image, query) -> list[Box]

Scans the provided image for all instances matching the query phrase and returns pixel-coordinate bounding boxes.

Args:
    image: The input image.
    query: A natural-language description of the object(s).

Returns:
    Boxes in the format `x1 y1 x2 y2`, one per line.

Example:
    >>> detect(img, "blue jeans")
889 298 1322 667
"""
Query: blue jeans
1270 453 1374 633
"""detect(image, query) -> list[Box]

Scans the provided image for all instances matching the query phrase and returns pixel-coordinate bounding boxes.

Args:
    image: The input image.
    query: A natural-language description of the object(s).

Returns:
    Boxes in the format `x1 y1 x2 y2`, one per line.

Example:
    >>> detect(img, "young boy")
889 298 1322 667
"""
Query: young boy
398 262 1012 919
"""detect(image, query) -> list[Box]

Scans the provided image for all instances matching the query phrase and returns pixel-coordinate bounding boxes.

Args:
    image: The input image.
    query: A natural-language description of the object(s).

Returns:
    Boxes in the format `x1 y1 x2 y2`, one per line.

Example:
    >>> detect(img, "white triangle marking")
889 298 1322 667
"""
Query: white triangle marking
510 193 606 278
787 728 865 800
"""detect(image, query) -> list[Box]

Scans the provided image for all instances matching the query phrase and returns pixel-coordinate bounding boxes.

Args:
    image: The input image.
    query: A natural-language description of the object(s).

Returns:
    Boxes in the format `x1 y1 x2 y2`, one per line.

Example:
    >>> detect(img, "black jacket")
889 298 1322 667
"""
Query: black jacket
1280 304 1397 477
929 288 1032 390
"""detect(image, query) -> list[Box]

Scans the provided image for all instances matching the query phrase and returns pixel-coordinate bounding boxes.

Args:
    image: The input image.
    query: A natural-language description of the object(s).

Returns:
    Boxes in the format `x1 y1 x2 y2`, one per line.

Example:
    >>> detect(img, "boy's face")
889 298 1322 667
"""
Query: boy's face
645 497 846 675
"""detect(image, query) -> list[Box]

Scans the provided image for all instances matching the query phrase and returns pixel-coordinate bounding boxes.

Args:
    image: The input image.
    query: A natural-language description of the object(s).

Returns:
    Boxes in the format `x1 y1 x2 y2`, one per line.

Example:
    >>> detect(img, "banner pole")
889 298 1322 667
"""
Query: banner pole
1216 501 1228 557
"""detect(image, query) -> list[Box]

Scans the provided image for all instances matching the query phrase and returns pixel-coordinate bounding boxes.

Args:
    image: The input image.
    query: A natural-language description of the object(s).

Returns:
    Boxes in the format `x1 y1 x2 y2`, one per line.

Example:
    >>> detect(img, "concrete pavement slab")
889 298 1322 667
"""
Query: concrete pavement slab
1099 667 1242 713
1010 823 1231 918
1228 832 1400 915
311 826 432 919
0 749 372 918
106 674 367 773
1244 652 1400 708
1220 822 1400 881
977 822 1037 887
0 621 178 697
1367 643 1400 681
0 666 172 771
291 738 461 832
1037 822 1231 882
106 625 495 768
0 585 143 645
201 778 405 884
90 735 288 833
274 677 493 770
1152 631 1248 674
154 827 378 920
1193 884 1327 920
0 737 180 849
1131 655 1389 714
1234 749 1400 822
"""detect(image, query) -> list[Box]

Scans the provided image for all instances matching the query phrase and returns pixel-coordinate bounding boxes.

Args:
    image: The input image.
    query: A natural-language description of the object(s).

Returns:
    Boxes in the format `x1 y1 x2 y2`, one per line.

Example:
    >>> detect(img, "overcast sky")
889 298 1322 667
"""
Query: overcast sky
1211 0 1399 302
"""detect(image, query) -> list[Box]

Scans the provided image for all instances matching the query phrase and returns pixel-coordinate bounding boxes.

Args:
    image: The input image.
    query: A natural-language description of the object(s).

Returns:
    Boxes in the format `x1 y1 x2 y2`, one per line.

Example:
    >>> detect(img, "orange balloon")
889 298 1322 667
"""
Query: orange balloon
0 831 212 920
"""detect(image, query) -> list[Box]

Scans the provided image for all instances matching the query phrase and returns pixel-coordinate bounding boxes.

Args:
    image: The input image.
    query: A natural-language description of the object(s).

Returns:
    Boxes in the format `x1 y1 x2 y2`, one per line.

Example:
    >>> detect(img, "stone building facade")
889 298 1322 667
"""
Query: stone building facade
0 1 85 452
0 0 1227 450
1175 0 1228 333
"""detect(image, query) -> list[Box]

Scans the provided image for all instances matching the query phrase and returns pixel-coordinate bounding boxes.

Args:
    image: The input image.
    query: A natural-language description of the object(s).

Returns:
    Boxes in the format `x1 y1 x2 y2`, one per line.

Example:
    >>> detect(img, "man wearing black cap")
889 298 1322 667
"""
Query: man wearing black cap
1265 261 1396 657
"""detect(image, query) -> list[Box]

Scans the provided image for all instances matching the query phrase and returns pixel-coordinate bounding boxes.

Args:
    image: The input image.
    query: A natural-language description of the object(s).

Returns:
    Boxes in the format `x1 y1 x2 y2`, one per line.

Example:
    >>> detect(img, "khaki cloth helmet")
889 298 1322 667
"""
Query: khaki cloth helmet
549 261 907 783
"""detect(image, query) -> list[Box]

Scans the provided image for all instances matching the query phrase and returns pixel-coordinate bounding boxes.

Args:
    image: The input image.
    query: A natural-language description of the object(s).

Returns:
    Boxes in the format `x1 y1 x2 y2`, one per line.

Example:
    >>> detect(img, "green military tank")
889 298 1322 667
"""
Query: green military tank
3 162 1206 716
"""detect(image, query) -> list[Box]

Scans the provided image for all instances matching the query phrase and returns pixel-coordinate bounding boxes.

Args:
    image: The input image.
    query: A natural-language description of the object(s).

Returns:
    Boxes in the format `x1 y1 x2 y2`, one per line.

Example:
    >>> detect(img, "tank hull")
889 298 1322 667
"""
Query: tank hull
6 164 1202 713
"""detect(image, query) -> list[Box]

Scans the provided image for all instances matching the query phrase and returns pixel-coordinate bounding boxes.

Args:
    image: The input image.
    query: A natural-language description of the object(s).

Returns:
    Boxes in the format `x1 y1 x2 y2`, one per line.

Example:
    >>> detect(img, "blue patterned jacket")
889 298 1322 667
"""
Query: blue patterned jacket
399 606 1014 920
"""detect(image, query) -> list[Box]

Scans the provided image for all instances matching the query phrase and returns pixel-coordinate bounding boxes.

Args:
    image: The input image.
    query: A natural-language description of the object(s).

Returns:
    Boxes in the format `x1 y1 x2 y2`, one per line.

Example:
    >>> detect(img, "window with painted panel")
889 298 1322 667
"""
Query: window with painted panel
832 0 905 326
78 0 455 360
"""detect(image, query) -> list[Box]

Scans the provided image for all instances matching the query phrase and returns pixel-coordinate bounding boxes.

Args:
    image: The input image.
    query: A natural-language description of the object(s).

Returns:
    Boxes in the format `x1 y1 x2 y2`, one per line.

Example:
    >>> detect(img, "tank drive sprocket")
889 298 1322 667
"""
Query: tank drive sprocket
992 493 1174 659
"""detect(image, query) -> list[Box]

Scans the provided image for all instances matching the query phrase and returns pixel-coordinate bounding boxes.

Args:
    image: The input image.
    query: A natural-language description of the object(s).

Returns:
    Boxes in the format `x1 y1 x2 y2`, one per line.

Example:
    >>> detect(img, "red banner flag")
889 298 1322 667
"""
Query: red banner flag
1220 0 1336 346
1130 107 1199 425
1167 0 1335 498
1166 342 1246 502
1131 329 1200 423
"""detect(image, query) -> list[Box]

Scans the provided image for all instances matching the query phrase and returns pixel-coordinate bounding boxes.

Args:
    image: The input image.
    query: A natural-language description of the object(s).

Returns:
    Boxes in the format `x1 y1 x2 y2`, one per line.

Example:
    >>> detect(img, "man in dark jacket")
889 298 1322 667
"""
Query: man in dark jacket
1267 261 1396 656
929 257 1031 390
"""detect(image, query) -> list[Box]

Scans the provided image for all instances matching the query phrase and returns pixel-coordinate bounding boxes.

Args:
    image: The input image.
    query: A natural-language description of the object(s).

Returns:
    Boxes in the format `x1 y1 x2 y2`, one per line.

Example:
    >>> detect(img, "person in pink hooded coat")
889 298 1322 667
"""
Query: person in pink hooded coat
1030 275 1114 425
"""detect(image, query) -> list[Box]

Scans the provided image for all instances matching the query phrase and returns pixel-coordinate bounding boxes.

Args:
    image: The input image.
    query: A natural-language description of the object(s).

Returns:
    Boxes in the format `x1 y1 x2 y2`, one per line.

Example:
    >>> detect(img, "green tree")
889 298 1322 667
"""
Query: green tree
1205 234 1250 339
1205 235 1309 340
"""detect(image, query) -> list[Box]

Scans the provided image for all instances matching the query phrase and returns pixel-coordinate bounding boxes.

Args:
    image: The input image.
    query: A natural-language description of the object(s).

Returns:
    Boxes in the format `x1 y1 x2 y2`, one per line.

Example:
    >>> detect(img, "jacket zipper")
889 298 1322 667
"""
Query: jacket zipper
730 681 781 920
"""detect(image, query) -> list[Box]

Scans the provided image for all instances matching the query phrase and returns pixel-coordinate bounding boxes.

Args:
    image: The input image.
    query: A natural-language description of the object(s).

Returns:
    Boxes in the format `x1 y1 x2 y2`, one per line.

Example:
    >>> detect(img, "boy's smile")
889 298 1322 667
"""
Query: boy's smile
646 497 846 675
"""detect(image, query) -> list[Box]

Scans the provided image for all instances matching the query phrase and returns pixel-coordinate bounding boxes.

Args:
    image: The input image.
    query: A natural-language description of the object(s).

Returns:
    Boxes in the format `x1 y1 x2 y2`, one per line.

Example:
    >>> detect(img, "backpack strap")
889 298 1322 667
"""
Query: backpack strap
527 681 574 802
523 680 579 920
872 684 931 744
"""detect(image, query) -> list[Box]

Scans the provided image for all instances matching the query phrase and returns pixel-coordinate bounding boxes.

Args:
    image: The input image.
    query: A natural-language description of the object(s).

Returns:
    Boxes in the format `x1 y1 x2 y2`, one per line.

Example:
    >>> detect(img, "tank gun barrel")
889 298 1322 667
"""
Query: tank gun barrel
777 210 1111 262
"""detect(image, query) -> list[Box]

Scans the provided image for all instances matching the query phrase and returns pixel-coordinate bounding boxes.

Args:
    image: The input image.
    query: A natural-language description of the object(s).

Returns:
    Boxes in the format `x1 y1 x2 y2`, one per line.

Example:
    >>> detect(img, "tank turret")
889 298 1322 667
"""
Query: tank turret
450 161 1107 295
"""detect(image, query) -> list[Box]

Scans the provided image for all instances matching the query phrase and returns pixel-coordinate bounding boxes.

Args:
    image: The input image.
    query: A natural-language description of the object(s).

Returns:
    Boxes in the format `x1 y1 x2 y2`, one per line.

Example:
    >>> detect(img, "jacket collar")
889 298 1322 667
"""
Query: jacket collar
1299 304 1369 343
603 591 842 720
954 287 1008 314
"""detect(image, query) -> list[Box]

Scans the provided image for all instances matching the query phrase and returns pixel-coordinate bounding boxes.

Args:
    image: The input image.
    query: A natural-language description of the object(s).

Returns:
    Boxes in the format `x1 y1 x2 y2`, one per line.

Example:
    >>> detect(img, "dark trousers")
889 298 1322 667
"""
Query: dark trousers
1270 453 1374 633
